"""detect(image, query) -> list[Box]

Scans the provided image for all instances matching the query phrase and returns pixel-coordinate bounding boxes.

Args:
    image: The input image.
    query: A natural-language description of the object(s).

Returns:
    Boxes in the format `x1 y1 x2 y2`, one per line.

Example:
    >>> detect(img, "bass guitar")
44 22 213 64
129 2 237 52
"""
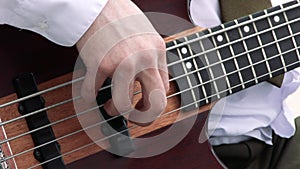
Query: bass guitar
0 0 299 168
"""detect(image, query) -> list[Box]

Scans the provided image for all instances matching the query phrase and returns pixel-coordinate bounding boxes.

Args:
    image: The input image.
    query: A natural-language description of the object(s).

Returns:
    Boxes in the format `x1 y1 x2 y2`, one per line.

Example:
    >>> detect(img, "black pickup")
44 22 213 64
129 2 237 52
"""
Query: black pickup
14 73 66 169
96 78 135 157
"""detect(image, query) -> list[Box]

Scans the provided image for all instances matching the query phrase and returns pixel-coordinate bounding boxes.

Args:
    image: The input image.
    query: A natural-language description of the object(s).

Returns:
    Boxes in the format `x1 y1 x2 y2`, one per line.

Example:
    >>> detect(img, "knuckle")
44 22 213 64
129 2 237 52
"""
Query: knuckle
139 53 155 64
122 60 135 72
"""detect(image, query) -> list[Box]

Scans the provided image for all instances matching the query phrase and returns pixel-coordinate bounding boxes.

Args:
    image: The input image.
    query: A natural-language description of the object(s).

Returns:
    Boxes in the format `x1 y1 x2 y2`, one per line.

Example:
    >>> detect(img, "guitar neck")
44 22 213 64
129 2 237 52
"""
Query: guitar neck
166 0 300 111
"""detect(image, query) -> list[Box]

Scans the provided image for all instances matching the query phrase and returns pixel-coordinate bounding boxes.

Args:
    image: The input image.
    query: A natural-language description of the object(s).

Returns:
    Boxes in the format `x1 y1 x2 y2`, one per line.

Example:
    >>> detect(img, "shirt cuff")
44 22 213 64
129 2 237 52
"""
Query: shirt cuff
1 0 108 46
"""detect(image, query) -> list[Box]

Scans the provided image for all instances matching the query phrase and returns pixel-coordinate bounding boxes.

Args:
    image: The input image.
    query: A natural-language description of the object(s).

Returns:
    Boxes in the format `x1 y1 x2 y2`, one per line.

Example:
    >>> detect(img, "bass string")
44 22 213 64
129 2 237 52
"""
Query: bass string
0 18 300 129
26 61 300 169
1 2 298 165
169 31 300 84
1 14 299 128
0 79 234 165
0 77 84 109
167 13 300 69
2 59 300 167
0 2 299 109
0 89 141 144
0 28 299 151
27 124 139 169
166 1 300 51
1 43 299 146
12 2 300 168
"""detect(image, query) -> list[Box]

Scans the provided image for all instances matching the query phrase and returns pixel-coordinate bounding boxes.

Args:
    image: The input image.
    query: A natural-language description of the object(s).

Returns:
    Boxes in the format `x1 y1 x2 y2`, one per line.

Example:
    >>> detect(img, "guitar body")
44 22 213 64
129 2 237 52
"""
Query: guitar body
0 0 224 169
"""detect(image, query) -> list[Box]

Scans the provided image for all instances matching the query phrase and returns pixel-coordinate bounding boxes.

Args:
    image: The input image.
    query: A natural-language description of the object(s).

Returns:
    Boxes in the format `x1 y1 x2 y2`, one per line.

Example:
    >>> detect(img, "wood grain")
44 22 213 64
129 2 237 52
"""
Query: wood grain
0 27 215 169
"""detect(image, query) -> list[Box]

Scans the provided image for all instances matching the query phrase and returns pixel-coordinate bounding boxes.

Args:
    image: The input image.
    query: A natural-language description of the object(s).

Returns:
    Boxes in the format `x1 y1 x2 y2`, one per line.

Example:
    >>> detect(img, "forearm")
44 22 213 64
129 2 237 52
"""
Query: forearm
76 0 146 51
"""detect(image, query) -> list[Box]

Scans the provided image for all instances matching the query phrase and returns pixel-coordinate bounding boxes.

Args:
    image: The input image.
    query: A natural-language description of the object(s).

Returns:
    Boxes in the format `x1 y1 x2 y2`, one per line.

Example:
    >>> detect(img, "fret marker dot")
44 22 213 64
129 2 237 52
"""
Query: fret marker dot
243 26 250 33
181 47 188 54
186 62 192 69
274 15 280 23
217 35 223 42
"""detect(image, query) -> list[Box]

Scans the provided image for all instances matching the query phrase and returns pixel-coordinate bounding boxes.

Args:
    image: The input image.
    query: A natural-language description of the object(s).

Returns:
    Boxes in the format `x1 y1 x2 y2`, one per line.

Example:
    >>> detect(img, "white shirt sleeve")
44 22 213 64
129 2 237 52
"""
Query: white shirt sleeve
0 0 109 46
189 0 300 146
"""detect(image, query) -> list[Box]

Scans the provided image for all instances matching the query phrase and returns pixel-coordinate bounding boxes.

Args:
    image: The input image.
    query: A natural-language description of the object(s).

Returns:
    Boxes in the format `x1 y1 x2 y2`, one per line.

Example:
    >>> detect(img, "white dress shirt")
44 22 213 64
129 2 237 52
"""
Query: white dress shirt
0 0 108 46
189 0 300 145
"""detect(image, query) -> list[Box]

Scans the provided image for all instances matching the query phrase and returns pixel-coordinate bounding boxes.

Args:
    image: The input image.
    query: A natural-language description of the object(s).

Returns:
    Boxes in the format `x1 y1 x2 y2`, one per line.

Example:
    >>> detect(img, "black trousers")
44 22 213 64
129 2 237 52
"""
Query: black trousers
212 117 300 169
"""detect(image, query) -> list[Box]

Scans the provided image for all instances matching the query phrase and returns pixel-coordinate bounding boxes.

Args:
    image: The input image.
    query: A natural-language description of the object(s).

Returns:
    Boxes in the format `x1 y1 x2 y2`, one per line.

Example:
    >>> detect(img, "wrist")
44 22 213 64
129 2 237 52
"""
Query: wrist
76 0 144 51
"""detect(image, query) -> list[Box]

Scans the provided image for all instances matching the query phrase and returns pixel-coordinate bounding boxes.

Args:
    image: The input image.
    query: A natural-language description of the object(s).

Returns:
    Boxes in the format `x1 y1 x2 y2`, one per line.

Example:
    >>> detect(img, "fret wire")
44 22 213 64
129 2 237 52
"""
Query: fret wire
1 2 298 111
236 20 258 84
209 28 232 96
196 33 210 104
2 27 300 130
166 16 300 69
166 2 300 51
1 29 298 136
168 46 300 101
11 39 299 144
169 29 300 84
250 13 273 78
200 31 220 100
267 6 287 72
198 61 300 106
225 21 246 90
282 5 300 61
14 26 300 120
1 3 300 164
4 10 300 166
0 4 299 141
9 59 300 168
230 19 245 89
185 36 209 104
1 10 300 110
219 25 234 93
167 44 298 103
3 54 300 166
175 40 198 108
207 62 300 104
156 58 300 113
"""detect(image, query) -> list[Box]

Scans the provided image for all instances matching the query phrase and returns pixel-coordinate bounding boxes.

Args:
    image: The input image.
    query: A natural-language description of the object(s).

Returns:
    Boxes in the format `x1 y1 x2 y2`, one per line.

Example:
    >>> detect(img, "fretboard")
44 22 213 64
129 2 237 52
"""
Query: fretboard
166 0 300 111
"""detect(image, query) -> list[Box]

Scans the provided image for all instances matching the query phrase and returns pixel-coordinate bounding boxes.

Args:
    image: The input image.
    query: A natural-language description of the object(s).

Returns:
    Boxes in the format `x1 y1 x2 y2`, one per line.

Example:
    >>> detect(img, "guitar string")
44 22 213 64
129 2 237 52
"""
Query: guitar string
1 43 299 146
0 16 299 150
26 61 300 169
0 2 300 165
0 17 298 165
0 77 84 109
0 9 299 127
2 48 300 165
8 2 300 168
5 59 300 167
0 15 299 129
166 2 300 51
167 15 300 68
0 1 298 109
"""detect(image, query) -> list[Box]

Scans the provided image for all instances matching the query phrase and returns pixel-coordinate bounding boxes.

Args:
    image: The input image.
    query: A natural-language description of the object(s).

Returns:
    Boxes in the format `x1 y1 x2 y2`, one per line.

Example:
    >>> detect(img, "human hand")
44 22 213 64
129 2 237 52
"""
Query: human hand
76 0 169 125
